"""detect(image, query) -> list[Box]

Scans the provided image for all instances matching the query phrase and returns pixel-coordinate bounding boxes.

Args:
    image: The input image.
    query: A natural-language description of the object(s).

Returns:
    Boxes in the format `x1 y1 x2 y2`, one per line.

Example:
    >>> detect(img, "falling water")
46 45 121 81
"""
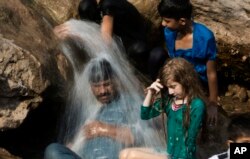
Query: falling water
58 19 165 159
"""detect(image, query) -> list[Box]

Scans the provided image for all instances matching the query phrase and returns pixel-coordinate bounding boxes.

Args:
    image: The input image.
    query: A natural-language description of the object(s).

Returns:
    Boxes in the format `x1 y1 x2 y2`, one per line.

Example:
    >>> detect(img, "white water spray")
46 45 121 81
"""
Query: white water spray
59 19 165 159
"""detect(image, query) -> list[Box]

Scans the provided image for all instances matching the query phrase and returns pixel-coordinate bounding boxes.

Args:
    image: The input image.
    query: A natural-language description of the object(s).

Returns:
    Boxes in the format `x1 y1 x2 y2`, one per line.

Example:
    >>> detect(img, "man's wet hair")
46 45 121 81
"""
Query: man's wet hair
88 58 115 83
227 113 250 141
158 0 193 20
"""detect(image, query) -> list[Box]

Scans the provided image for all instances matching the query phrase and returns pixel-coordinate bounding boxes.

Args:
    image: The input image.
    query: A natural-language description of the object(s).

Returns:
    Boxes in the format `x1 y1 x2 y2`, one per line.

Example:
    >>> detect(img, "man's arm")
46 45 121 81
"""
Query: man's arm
101 15 113 43
83 121 134 146
206 60 218 124
53 22 83 42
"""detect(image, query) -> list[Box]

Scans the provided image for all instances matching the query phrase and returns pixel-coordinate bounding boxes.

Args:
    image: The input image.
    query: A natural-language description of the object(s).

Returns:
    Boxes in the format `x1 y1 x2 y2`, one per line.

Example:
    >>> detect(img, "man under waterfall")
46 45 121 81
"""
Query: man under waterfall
44 58 144 159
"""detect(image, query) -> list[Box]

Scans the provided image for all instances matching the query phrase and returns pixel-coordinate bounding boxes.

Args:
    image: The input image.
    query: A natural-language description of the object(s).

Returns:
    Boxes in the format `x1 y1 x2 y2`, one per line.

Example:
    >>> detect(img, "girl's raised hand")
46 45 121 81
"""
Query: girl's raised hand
147 79 164 95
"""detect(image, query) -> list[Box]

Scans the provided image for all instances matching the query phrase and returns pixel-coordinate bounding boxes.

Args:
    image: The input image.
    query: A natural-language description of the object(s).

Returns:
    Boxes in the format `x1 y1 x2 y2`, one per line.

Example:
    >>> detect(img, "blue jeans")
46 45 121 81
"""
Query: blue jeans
44 143 82 159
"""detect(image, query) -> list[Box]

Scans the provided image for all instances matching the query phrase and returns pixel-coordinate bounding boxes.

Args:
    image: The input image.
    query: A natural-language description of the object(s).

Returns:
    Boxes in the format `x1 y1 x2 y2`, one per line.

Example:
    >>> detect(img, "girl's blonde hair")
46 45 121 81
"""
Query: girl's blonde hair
159 57 207 129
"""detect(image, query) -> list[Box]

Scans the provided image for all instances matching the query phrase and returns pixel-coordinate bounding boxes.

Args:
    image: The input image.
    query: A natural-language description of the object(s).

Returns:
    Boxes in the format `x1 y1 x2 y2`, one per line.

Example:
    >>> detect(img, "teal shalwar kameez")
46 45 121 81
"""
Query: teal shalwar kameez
141 97 205 159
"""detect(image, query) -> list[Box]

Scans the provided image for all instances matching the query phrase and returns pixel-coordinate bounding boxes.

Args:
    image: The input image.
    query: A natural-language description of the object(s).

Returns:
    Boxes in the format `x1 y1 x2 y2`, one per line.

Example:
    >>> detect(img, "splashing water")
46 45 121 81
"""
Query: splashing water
59 19 165 159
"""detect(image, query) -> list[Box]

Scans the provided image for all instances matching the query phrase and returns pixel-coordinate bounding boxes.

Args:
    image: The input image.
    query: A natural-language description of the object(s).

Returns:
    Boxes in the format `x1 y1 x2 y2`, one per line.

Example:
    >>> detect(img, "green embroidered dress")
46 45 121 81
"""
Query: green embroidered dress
141 97 205 159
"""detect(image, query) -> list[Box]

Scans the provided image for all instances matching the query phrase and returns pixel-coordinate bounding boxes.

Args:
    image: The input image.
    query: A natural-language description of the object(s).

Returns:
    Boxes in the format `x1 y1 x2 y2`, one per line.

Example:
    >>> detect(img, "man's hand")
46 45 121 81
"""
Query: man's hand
53 23 71 39
83 120 134 146
206 101 218 126
83 121 108 139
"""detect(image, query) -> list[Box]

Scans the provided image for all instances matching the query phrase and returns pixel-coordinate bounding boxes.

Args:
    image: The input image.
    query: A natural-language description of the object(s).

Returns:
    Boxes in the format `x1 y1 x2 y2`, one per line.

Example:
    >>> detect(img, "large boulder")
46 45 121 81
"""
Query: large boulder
0 0 69 130
0 36 44 129
0 0 70 158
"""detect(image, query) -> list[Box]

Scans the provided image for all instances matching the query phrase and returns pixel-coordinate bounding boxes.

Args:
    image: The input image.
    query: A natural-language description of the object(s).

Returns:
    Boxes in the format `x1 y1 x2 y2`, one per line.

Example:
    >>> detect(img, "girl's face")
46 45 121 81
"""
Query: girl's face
166 79 185 99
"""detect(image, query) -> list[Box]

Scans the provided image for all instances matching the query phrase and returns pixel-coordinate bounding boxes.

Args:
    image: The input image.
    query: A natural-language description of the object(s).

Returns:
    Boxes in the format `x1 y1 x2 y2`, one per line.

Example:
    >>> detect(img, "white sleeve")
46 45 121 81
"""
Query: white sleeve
208 155 219 159
208 150 229 159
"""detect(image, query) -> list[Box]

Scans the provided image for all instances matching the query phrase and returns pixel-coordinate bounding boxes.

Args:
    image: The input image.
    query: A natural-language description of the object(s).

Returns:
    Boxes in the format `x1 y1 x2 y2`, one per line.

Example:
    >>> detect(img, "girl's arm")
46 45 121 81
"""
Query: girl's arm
141 79 165 120
143 79 163 106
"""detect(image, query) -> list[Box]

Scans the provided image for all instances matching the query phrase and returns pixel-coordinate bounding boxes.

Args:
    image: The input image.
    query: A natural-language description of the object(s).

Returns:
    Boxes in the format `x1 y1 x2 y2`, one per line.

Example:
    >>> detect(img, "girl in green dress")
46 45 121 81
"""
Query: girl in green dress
119 57 206 159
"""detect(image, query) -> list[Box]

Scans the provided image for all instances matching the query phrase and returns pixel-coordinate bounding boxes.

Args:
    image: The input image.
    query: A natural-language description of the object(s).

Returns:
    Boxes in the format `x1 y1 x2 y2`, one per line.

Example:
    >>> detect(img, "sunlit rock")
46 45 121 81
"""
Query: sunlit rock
32 0 80 24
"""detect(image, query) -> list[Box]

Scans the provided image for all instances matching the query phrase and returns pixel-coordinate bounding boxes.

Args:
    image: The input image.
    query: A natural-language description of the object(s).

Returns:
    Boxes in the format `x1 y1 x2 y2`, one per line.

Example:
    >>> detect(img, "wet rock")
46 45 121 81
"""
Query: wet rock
0 148 21 159
222 84 250 116
29 0 80 24
0 0 72 158
0 0 71 131
0 37 45 130
197 107 229 159
247 90 250 100
225 84 249 102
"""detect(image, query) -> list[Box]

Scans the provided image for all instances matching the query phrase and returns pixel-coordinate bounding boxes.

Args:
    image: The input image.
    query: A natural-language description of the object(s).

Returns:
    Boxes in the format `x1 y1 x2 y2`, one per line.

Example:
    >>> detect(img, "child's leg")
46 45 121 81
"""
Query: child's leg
44 143 81 159
119 147 168 159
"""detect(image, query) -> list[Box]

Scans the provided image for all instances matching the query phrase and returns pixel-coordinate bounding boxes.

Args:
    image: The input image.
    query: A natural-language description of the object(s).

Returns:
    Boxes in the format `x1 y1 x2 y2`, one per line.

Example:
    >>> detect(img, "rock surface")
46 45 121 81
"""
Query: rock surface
0 0 68 130
0 36 45 130
30 0 80 24
0 148 21 159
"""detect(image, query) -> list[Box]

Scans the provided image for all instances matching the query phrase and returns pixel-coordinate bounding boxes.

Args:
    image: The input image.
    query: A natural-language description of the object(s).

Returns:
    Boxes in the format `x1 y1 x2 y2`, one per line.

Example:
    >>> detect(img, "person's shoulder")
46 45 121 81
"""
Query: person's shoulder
194 22 213 33
194 22 215 38
100 0 115 9
164 27 175 34
101 0 124 7
163 27 176 41
191 98 206 109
